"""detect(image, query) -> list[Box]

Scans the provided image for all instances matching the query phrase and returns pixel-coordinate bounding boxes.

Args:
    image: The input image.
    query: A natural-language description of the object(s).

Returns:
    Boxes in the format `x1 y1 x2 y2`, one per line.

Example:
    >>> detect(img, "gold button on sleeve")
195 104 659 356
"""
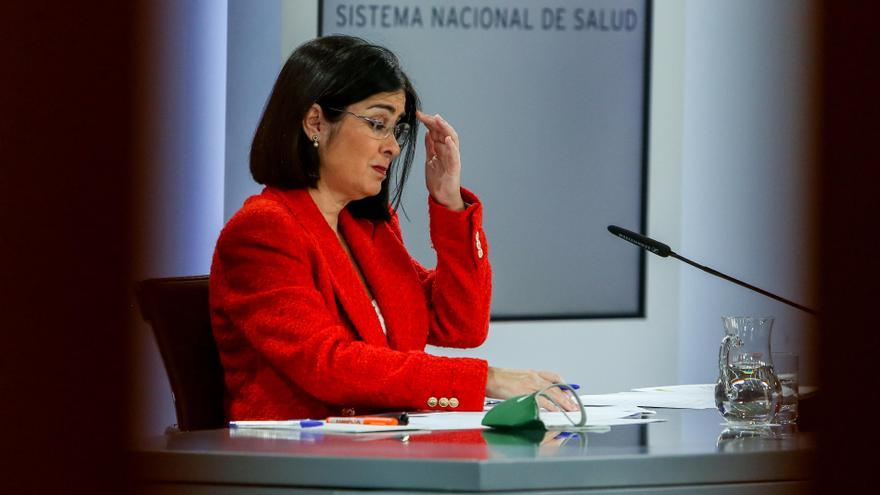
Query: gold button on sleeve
439 397 450 408
449 397 460 408
427 397 438 407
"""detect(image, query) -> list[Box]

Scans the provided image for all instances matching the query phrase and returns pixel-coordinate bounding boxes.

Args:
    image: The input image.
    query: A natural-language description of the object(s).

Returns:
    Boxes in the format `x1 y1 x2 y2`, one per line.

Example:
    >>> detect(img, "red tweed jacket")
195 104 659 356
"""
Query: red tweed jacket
209 186 492 420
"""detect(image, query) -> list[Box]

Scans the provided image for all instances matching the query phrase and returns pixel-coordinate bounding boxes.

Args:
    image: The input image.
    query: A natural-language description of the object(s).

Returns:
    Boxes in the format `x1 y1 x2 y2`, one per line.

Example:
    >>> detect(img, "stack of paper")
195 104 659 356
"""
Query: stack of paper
407 405 662 431
579 384 717 409
230 420 421 434
540 405 663 428
228 405 666 436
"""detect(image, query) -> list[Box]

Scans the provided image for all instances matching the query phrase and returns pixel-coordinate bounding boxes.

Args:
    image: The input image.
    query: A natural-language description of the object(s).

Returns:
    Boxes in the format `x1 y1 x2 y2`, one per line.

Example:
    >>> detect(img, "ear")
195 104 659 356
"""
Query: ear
302 103 326 141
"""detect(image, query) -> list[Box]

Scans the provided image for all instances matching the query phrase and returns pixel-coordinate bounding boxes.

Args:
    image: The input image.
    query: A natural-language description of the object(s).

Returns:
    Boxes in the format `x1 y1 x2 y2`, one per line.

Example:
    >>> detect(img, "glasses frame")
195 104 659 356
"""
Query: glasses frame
328 107 411 146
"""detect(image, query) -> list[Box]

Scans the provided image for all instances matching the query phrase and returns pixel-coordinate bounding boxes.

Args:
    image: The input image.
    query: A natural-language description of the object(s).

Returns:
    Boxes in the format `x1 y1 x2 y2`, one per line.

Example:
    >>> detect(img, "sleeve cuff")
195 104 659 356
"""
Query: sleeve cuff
415 357 488 411
428 188 487 262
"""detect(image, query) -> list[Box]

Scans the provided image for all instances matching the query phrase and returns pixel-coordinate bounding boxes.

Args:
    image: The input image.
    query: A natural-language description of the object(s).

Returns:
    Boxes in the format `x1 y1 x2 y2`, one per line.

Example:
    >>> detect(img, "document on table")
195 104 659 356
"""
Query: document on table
227 405 666 436
230 421 422 434
408 405 663 431
539 405 664 428
228 426 428 441
580 383 717 409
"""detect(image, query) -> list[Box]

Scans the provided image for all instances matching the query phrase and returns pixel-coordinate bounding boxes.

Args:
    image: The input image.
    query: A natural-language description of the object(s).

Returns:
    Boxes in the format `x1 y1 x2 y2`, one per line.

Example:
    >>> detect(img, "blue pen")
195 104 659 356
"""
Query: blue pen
554 383 579 392
554 431 580 439
553 383 580 391
229 419 324 429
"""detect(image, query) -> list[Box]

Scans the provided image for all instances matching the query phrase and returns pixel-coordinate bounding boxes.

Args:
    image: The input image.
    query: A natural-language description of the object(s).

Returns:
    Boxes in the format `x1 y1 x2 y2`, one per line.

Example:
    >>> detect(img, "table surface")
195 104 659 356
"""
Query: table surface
132 409 815 493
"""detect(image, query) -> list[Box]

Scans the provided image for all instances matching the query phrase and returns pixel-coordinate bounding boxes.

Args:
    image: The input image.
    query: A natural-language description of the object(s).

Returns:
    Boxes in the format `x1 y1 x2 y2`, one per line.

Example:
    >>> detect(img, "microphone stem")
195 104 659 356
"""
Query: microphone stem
668 251 817 315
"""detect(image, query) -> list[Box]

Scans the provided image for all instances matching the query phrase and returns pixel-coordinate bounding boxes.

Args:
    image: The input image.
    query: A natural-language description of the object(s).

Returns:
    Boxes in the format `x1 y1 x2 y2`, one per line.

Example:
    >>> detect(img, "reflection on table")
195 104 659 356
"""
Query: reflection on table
132 408 815 494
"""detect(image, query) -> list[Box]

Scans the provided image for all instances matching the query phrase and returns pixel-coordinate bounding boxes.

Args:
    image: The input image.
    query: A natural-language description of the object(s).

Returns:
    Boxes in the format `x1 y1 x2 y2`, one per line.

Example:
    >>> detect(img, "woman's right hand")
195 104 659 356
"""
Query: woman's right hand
485 367 580 412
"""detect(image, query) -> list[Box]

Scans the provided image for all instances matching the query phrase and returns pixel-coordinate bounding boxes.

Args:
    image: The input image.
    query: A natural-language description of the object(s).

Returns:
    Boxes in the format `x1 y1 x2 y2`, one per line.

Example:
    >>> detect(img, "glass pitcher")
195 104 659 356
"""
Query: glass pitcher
714 316 782 424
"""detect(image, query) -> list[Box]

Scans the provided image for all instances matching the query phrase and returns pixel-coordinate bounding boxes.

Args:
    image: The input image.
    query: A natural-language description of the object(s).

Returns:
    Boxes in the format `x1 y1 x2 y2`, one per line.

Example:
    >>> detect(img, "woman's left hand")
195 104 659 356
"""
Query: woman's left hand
417 111 465 211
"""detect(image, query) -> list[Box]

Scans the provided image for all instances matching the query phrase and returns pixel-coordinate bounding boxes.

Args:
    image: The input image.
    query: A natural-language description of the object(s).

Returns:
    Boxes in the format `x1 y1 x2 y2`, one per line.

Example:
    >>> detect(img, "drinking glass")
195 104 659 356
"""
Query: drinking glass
771 352 799 424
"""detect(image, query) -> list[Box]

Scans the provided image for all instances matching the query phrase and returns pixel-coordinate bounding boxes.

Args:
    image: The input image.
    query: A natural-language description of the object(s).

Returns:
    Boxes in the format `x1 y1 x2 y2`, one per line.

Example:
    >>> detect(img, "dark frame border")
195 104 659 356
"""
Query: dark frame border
317 0 653 321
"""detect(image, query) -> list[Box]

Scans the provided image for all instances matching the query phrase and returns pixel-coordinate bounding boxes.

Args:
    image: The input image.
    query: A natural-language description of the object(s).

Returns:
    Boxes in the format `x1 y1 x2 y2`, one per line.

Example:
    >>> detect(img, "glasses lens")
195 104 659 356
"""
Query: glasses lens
394 123 410 146
369 120 386 138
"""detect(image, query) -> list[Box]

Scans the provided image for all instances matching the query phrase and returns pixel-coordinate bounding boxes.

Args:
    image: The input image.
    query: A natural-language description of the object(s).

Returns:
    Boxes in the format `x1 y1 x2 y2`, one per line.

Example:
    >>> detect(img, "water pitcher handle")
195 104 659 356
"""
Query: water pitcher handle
718 334 741 386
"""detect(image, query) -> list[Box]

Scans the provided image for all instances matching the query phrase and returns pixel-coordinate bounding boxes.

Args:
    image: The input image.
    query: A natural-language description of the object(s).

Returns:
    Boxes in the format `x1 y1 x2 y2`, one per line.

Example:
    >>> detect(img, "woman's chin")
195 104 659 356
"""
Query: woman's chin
350 187 382 202
364 183 383 197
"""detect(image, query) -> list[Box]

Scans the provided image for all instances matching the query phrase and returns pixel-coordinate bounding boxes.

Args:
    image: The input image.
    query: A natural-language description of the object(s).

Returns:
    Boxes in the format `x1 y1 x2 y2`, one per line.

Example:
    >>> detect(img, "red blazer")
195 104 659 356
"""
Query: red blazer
209 187 492 420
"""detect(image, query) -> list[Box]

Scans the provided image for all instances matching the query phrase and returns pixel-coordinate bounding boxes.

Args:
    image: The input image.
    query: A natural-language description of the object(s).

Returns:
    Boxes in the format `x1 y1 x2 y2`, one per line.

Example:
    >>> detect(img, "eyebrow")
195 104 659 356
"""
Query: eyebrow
366 103 399 114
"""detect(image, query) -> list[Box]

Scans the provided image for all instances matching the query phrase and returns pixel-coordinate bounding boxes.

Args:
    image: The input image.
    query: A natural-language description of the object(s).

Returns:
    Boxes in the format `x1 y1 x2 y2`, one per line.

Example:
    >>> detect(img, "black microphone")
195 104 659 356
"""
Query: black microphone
607 225 672 257
607 225 817 315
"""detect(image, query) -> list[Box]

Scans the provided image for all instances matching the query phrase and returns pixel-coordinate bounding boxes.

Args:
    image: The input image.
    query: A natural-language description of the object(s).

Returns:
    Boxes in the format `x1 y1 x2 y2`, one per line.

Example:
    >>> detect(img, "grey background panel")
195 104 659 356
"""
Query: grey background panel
321 0 649 318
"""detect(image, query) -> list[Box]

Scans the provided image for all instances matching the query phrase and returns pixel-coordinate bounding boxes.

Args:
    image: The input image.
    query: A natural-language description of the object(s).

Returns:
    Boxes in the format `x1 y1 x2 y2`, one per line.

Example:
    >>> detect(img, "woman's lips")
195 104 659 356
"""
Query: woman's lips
372 165 388 176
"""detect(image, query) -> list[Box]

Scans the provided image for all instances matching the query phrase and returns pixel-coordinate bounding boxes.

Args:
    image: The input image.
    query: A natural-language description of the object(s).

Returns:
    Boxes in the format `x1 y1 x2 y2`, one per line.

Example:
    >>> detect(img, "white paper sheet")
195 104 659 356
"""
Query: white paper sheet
540 406 664 427
226 403 670 436
631 384 716 394
580 383 717 409
229 421 422 434
407 405 661 430
407 411 487 430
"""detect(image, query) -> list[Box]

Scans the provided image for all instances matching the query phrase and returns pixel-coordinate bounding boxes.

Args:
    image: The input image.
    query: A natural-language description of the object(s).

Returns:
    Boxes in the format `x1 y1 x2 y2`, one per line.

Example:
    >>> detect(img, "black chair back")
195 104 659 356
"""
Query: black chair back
135 275 225 431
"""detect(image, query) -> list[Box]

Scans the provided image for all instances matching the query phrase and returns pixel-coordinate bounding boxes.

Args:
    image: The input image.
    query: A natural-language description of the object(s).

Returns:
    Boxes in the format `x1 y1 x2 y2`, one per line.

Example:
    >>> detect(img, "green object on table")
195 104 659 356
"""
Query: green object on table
482 383 585 430
482 393 544 429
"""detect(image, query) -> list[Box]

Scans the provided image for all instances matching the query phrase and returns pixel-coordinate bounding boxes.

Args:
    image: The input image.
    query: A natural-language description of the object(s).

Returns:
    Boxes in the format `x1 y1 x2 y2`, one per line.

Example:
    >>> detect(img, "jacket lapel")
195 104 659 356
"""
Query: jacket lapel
269 187 389 348
340 211 428 352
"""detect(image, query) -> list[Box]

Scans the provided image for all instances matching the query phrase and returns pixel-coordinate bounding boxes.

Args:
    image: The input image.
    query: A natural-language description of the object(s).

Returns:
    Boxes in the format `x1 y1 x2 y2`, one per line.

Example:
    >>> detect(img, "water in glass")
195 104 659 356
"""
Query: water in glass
715 316 782 425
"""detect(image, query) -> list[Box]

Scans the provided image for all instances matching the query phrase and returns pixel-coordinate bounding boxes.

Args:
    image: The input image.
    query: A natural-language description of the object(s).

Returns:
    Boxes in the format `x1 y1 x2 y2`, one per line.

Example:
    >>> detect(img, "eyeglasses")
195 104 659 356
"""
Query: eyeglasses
329 107 411 146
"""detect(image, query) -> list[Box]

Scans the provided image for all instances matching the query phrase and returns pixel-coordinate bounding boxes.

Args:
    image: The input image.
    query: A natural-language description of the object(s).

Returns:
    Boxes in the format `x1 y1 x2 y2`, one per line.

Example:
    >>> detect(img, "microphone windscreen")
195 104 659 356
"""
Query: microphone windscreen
607 225 672 257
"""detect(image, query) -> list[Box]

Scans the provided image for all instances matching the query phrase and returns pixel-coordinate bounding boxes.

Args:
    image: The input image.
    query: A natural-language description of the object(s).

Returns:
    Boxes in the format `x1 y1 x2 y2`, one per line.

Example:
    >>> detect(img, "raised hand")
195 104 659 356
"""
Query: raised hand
417 111 465 211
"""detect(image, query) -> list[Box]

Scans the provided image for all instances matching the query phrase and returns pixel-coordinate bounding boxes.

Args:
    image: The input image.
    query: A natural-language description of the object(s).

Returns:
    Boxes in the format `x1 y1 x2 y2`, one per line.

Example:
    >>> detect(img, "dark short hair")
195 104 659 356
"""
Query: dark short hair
250 35 420 221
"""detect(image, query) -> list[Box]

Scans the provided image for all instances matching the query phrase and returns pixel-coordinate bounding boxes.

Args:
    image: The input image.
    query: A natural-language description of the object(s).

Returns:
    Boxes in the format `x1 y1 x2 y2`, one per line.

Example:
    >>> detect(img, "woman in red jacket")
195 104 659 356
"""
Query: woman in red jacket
209 35 578 420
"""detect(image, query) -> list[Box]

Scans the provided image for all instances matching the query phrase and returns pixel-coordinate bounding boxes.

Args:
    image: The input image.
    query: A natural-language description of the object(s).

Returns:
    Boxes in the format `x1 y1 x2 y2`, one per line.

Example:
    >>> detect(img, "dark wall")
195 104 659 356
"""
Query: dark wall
817 1 880 492
0 2 135 493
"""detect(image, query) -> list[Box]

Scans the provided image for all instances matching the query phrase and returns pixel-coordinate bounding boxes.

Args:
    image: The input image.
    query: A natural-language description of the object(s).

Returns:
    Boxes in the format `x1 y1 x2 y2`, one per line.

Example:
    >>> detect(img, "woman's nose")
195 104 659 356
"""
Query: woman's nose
382 134 401 156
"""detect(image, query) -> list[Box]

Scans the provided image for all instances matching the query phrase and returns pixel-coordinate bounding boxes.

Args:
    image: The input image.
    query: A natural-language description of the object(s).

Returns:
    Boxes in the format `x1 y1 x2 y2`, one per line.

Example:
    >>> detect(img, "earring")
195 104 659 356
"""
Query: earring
312 135 319 148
